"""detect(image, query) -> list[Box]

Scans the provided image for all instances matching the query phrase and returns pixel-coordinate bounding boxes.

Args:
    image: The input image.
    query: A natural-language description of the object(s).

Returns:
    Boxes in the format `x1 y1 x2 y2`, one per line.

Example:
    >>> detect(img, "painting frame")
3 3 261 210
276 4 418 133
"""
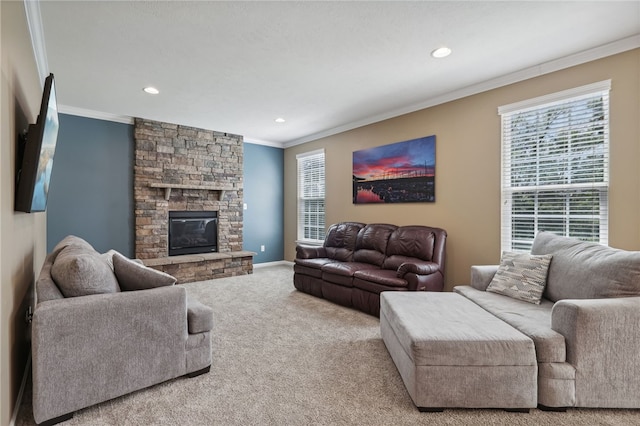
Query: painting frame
352 135 435 204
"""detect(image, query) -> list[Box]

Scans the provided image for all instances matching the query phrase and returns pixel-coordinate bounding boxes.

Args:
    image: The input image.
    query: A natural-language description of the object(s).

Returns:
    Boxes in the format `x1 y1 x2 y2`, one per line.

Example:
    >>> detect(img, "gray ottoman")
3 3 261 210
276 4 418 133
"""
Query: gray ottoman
380 292 537 411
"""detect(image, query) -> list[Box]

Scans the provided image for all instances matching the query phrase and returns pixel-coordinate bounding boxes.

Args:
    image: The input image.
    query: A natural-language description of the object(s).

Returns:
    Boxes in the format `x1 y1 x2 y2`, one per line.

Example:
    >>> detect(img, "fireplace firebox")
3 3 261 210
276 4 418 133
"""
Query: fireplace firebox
168 211 218 256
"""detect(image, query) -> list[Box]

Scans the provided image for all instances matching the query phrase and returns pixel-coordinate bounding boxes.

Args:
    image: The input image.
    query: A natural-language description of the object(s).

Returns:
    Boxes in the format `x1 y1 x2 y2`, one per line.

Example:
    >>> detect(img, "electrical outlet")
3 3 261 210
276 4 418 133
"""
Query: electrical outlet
260 245 265 252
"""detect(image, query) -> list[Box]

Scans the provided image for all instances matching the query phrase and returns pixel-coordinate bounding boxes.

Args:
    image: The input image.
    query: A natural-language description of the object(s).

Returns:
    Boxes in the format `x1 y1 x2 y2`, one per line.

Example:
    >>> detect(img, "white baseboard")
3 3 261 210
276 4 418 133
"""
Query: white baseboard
253 260 293 269
10 353 31 426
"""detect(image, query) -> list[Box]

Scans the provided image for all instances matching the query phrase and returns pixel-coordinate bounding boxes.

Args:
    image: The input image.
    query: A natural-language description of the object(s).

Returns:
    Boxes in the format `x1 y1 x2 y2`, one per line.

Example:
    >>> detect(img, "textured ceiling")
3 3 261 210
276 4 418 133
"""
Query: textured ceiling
35 1 640 147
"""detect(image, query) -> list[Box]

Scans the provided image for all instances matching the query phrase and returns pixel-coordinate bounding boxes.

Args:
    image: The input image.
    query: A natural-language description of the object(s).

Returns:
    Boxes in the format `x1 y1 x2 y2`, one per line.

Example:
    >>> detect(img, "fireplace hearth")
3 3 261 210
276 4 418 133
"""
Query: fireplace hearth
168 211 218 256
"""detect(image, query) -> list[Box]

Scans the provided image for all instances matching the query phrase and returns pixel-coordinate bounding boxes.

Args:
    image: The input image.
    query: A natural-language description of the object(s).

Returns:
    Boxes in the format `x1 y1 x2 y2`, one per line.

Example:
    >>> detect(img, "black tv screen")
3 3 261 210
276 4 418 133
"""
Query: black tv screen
15 73 59 213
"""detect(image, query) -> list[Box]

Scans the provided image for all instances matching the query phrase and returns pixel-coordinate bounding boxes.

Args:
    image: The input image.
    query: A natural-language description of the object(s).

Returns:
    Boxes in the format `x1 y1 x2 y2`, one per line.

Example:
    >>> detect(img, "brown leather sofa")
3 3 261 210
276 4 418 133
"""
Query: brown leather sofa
294 222 447 316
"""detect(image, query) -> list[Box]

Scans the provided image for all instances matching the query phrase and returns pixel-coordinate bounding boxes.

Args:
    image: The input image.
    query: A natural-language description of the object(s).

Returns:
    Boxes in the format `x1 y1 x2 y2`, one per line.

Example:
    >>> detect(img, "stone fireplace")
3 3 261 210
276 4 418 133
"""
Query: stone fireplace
133 118 253 282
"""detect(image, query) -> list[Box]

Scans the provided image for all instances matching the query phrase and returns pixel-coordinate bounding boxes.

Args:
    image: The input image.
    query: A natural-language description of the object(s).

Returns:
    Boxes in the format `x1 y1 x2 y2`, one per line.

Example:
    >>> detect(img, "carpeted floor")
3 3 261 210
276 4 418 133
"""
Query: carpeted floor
17 264 640 425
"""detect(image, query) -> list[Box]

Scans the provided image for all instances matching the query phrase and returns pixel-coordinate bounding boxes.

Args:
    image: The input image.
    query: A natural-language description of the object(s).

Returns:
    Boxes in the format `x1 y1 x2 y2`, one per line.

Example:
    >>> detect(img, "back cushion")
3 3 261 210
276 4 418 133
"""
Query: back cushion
383 226 435 270
324 222 365 261
532 231 640 301
112 251 177 290
353 224 397 266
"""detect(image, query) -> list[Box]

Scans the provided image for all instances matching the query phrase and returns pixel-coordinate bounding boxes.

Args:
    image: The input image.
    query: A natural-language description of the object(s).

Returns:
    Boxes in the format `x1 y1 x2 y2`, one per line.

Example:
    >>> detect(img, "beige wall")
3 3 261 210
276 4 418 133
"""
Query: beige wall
284 49 640 292
1 2 48 424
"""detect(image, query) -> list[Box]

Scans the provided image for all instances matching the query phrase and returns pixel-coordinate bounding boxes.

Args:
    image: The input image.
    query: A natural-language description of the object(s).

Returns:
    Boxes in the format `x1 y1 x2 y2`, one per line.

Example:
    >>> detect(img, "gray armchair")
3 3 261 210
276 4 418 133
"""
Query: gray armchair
32 236 213 425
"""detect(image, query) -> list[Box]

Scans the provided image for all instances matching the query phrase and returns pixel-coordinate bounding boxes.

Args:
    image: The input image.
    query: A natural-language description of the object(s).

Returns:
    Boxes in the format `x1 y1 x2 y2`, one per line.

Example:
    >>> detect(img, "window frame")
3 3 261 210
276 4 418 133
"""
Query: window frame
498 80 610 252
296 149 326 245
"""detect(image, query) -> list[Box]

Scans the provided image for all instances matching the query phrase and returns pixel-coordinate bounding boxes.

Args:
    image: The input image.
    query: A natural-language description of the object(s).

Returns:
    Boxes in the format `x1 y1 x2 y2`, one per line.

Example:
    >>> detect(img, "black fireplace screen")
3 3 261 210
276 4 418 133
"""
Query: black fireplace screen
168 211 218 256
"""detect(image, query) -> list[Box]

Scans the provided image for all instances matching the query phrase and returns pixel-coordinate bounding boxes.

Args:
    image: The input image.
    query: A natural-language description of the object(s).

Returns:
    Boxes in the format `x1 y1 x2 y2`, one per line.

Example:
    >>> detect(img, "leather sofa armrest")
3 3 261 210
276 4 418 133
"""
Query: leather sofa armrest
397 261 440 277
470 265 499 291
551 296 640 404
296 244 327 259
396 261 444 292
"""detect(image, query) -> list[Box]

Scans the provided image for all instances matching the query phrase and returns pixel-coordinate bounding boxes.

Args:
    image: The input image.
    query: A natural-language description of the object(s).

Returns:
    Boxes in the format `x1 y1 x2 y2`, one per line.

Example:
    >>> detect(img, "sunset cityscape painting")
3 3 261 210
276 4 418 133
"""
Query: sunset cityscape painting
353 135 435 204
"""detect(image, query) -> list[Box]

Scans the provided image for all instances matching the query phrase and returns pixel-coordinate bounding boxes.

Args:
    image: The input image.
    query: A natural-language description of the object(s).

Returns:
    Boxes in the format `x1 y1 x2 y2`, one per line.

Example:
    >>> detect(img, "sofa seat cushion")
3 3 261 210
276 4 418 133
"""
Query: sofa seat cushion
295 257 336 271
353 269 408 288
454 285 566 363
322 261 380 277
532 231 640 301
293 264 324 279
322 262 380 287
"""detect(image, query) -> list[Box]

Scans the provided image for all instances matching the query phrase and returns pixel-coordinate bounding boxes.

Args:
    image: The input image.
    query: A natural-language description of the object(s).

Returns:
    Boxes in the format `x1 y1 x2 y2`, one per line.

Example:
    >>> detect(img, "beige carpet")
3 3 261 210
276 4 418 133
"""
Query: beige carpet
17 264 639 425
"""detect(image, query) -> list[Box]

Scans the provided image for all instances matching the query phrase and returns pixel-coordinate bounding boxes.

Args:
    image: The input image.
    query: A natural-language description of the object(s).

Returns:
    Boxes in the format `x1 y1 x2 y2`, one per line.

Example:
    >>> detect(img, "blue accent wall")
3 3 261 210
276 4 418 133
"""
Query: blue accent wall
47 114 135 255
243 143 284 263
47 115 285 265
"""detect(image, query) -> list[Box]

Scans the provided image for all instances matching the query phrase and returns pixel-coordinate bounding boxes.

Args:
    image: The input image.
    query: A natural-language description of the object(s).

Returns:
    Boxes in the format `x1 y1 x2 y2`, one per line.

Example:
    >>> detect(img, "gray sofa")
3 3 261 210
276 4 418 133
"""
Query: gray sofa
32 236 213 425
454 231 640 409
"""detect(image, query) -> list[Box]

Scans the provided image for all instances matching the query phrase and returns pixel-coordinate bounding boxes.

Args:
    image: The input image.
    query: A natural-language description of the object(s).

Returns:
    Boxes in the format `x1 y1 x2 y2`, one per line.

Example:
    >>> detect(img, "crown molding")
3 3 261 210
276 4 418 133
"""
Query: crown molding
283 35 640 148
59 105 286 149
24 0 49 84
58 105 134 125
243 138 285 148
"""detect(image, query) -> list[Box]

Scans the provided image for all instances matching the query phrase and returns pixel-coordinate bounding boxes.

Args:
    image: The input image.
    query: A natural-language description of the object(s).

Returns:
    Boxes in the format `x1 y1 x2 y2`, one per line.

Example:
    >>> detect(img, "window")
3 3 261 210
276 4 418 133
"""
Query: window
297 149 325 243
499 81 610 252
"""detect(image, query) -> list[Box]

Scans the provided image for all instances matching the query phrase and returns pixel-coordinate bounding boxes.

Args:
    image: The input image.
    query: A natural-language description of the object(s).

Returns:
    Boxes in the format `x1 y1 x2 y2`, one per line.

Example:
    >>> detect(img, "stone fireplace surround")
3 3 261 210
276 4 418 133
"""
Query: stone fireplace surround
134 118 254 283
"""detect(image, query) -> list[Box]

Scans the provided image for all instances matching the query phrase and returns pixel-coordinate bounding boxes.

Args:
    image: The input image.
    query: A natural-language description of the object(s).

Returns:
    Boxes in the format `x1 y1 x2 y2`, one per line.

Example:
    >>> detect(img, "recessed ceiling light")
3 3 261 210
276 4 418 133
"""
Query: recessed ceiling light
431 47 452 59
275 117 286 123
143 86 160 95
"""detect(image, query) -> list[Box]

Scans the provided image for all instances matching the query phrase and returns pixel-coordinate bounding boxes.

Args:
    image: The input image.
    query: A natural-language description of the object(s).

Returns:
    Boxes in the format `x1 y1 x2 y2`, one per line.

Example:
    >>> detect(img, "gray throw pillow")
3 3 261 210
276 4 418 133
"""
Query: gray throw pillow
52 235 95 253
51 245 121 297
112 251 177 291
486 251 553 304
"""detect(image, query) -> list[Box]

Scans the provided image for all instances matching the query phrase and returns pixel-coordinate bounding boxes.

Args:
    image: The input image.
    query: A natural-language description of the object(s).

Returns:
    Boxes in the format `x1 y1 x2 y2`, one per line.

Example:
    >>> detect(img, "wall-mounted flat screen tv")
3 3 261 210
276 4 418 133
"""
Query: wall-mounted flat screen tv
15 73 59 213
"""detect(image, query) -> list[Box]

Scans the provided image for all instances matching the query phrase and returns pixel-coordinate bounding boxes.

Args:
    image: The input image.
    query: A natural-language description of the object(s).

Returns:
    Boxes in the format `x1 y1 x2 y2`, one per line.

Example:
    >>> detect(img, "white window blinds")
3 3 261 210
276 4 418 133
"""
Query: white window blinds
499 81 610 252
297 149 325 243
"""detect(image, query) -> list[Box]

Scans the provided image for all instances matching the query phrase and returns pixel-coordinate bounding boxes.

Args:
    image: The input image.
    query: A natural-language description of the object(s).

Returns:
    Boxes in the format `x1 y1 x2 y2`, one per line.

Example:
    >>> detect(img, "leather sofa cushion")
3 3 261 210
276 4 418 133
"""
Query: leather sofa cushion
354 269 408 288
322 261 379 277
353 224 397 266
383 226 435 270
322 262 380 287
322 272 354 287
323 222 364 261
295 257 335 270
353 279 408 295
293 263 325 279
